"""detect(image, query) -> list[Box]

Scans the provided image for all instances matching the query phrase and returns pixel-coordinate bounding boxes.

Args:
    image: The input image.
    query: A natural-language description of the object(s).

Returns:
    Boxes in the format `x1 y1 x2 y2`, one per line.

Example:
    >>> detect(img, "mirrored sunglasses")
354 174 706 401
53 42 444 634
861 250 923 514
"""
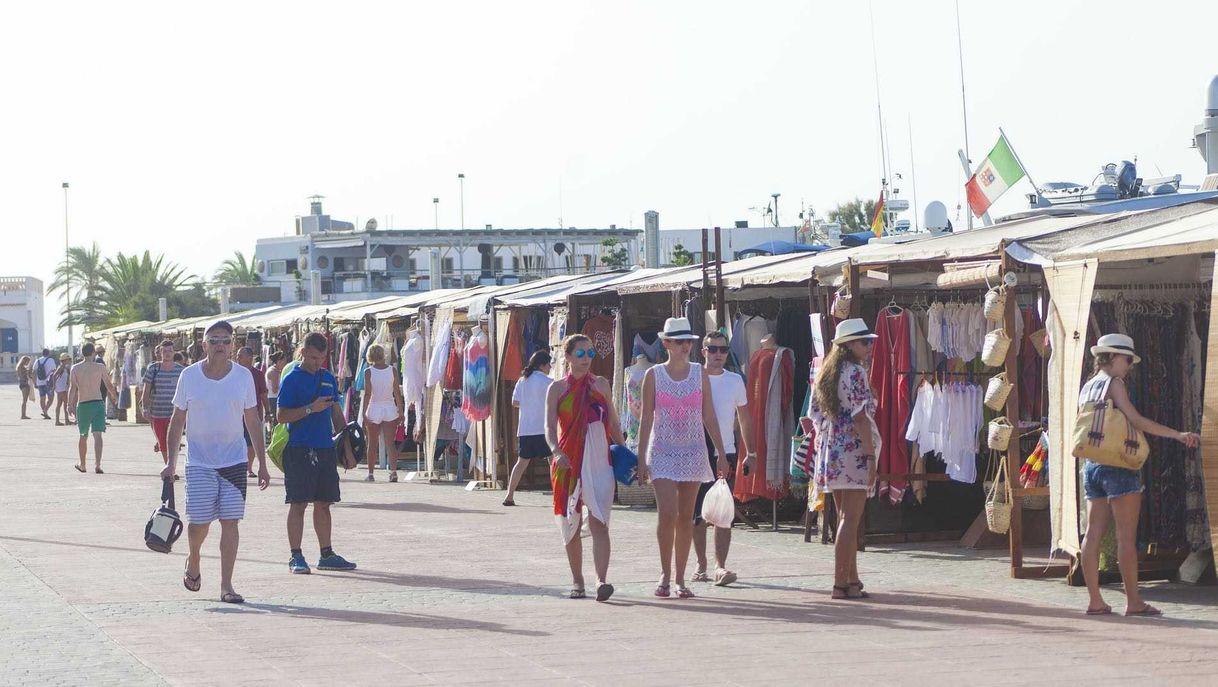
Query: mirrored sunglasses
573 349 597 359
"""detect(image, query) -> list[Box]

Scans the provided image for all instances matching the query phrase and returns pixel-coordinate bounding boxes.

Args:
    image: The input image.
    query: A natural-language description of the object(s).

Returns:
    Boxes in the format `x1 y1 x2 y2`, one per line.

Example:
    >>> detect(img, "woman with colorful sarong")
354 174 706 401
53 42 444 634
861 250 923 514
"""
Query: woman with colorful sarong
545 334 628 602
637 318 728 600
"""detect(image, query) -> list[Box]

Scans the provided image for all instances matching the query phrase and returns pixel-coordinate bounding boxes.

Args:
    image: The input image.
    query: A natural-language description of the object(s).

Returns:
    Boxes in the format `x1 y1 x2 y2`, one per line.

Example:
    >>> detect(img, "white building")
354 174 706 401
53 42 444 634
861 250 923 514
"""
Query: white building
254 199 641 304
655 225 805 264
0 276 45 377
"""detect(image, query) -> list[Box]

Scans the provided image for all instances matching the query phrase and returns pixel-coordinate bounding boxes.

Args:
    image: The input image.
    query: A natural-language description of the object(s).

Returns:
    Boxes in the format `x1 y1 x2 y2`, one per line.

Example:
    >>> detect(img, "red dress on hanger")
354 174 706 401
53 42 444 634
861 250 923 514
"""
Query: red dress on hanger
870 309 911 505
734 346 793 503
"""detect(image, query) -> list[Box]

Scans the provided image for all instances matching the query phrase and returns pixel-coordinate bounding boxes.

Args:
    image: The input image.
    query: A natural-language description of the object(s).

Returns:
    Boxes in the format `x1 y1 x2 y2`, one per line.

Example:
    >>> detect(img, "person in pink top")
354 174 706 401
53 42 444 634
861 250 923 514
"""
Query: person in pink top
636 318 728 599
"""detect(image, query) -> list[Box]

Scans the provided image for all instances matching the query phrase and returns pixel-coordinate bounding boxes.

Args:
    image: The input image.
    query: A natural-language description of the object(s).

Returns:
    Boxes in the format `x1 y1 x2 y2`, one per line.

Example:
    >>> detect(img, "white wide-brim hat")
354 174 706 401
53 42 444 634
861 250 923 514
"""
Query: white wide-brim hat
658 317 700 341
833 318 879 345
1090 333 1141 364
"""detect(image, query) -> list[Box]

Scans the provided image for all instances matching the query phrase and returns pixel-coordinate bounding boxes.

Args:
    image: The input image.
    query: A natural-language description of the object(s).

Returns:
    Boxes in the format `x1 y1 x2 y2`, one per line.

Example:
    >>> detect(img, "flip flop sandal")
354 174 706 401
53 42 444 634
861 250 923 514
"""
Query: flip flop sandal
848 582 870 599
1085 605 1113 616
94 468 104 474
676 586 695 599
1125 605 1162 617
220 591 244 604
654 584 671 598
831 585 852 600
183 563 201 593
714 570 738 587
502 499 516 507
74 465 86 473
596 583 615 602
691 571 711 582
568 588 586 599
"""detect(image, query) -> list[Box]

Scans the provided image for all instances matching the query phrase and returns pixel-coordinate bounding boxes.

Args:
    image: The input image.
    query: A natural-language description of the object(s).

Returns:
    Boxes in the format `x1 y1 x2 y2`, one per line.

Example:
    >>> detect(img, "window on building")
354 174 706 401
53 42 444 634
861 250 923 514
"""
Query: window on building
269 260 288 275
332 257 345 272
407 258 417 273
441 257 454 275
493 257 504 276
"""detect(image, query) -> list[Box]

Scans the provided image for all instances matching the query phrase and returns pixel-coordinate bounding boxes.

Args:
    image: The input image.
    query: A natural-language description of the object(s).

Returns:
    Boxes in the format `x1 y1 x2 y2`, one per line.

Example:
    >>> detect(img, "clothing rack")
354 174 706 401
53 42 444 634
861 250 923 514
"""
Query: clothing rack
1091 282 1212 291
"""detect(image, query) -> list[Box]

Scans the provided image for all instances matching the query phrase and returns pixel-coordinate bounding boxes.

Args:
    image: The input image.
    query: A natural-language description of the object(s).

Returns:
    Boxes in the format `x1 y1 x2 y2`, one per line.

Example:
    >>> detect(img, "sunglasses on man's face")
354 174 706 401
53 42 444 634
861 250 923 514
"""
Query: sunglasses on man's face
573 349 597 359
705 345 730 354
207 337 233 346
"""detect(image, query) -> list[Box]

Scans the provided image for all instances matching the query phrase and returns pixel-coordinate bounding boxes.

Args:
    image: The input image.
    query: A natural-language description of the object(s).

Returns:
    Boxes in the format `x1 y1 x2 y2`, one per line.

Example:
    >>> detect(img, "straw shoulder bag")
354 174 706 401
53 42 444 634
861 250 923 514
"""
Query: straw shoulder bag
1071 375 1149 471
984 372 1013 412
831 287 852 320
983 285 1007 322
987 416 1015 451
985 457 1011 534
982 328 1012 367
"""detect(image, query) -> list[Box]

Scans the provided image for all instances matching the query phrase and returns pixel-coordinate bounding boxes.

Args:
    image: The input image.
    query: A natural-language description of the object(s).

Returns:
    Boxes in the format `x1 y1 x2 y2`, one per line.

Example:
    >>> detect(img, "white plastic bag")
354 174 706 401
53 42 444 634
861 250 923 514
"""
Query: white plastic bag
700 479 735 528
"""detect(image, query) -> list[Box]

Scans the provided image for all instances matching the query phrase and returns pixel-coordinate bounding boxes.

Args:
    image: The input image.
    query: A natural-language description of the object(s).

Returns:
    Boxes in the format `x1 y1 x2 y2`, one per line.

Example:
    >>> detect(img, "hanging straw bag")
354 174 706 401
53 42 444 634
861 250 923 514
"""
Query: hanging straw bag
985 457 1012 534
982 328 1012 367
983 285 1007 322
831 286 852 319
987 416 1014 451
984 372 1014 411
1071 375 1150 470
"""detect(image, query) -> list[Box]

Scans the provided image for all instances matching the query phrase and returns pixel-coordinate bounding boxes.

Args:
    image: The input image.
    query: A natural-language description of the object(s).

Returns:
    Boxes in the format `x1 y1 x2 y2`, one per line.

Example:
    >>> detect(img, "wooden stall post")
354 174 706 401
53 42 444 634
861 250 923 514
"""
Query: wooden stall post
1000 249 1025 574
714 227 726 331
1200 253 1218 574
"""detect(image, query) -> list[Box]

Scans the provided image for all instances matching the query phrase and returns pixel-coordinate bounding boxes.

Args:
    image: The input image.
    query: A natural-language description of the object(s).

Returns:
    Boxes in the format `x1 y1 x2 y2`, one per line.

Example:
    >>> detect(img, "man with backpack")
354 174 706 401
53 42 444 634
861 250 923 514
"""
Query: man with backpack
34 348 57 419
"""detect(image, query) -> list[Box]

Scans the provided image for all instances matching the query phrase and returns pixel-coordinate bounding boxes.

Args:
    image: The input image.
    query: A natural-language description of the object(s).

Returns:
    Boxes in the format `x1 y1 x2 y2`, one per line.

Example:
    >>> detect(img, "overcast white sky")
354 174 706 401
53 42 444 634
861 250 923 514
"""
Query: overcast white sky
3 1 1216 344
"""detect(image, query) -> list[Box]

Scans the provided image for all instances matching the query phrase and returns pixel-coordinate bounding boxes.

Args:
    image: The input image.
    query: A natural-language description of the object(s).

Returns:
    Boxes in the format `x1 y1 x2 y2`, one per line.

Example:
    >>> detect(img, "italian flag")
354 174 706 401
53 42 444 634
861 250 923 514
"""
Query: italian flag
966 134 1025 217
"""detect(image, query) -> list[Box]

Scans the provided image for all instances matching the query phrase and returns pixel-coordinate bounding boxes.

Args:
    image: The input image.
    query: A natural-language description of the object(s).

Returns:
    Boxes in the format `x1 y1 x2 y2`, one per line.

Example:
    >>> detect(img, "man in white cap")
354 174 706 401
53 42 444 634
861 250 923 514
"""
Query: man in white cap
162 320 270 604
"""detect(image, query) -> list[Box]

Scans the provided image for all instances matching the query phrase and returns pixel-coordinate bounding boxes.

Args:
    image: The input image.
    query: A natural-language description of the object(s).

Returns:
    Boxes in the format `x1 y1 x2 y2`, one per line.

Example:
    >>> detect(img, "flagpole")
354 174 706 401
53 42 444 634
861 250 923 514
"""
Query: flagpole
955 0 973 231
999 127 1042 203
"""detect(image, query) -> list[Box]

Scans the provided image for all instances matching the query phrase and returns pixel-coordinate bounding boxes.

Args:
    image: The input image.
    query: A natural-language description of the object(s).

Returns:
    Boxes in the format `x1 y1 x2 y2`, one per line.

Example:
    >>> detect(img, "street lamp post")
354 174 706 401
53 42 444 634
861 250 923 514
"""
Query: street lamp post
62 182 71 355
432 197 439 231
771 192 781 228
457 173 465 284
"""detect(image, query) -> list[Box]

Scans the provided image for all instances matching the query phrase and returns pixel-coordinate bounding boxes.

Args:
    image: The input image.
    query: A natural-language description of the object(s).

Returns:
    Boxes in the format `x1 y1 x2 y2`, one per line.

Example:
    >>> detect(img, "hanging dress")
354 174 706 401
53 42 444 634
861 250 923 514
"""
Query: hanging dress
646 364 714 483
734 347 793 502
462 332 492 422
552 373 614 543
870 310 912 505
401 333 426 414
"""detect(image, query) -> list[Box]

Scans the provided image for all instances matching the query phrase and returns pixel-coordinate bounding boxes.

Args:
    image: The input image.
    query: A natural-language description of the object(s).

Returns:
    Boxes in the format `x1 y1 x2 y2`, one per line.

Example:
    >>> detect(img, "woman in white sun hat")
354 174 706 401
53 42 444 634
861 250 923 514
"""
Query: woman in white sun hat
1078 333 1198 618
809 318 881 600
637 317 728 599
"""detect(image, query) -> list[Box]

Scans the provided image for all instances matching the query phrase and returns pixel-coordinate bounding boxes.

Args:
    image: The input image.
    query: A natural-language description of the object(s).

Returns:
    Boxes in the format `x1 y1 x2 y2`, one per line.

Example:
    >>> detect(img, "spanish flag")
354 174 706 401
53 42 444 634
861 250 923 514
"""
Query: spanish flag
870 191 885 238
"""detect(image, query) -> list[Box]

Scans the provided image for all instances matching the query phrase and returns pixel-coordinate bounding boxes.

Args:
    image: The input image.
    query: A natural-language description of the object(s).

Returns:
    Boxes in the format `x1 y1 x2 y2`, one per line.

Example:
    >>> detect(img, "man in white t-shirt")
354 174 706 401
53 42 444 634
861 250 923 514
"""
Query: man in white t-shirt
502 351 554 506
692 332 754 587
162 320 270 605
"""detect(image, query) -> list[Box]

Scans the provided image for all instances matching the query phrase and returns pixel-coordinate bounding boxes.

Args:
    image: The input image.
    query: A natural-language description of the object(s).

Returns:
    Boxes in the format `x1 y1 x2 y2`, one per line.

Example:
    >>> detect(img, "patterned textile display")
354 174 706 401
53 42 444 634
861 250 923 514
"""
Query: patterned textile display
461 332 492 422
580 313 616 378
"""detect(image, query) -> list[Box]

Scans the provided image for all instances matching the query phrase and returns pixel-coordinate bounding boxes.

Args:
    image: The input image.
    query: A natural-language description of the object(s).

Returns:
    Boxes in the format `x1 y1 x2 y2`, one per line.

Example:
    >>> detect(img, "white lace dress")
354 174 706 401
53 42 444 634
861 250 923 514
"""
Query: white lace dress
646 364 714 483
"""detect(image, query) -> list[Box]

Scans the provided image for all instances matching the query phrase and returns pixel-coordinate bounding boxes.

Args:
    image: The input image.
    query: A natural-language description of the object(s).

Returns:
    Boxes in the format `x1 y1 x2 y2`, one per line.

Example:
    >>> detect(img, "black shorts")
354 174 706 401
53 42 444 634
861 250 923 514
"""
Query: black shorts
243 425 252 448
517 434 552 460
694 451 737 525
283 446 341 504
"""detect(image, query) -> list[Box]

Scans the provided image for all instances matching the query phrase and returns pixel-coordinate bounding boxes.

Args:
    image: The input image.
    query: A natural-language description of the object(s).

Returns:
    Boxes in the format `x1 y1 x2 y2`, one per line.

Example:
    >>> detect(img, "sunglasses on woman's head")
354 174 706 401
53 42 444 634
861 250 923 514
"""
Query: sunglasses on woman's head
705 345 730 354
573 349 597 359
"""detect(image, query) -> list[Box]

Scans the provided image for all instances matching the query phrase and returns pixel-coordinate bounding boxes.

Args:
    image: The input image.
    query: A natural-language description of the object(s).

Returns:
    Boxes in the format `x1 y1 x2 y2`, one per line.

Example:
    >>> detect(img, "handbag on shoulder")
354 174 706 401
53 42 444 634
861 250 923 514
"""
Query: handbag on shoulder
1071 375 1149 470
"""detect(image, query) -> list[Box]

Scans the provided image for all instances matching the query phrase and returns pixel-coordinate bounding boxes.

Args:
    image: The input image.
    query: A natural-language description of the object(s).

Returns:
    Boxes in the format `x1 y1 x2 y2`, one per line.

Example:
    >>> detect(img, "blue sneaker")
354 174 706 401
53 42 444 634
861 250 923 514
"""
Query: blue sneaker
317 553 357 571
289 553 311 575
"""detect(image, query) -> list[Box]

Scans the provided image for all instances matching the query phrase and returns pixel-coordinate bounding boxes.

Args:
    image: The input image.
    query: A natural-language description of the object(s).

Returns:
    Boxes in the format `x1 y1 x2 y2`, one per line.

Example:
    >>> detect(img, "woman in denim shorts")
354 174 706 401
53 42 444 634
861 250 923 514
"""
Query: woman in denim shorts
1078 334 1199 617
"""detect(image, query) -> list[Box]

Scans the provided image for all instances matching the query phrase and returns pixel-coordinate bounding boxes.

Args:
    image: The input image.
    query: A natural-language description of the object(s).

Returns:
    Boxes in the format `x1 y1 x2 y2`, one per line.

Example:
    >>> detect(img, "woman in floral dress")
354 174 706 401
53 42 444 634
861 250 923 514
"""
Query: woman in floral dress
809 319 881 600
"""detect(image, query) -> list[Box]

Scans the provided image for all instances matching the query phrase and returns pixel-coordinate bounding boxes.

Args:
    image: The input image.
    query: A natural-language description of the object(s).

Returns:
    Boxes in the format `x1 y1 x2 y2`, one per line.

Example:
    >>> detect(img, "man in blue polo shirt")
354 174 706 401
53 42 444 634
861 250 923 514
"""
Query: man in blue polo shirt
276 332 357 574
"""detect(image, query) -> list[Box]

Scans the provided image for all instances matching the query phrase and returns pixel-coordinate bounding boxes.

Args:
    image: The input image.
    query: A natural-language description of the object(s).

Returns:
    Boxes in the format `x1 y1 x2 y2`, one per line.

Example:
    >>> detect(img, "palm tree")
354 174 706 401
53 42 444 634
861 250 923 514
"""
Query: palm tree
96 251 193 327
213 251 260 285
47 243 106 330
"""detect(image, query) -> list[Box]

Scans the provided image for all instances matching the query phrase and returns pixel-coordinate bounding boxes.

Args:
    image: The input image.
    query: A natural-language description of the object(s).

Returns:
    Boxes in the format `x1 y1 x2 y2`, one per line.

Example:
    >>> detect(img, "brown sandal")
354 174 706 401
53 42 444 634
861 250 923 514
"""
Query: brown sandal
183 563 201 593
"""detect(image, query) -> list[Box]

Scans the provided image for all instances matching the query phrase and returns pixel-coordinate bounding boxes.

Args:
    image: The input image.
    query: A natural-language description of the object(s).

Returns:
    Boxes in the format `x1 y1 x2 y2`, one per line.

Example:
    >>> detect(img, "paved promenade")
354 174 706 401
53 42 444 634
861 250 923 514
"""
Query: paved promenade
1 385 1216 686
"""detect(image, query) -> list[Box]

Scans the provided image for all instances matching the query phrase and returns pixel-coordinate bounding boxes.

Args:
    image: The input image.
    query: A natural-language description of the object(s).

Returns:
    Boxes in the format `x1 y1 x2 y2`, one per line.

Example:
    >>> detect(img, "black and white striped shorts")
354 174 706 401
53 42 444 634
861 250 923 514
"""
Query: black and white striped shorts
185 463 248 524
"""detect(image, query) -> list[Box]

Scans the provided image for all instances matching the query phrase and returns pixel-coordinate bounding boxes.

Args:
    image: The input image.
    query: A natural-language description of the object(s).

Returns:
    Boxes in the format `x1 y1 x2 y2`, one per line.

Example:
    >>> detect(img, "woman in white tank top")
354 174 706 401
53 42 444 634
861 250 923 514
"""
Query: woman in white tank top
360 344 405 482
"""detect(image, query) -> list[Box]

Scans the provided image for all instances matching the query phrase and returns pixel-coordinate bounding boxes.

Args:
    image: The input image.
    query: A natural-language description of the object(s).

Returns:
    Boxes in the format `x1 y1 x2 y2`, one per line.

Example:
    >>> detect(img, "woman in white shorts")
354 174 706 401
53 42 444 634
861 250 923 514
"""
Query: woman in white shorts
360 344 405 482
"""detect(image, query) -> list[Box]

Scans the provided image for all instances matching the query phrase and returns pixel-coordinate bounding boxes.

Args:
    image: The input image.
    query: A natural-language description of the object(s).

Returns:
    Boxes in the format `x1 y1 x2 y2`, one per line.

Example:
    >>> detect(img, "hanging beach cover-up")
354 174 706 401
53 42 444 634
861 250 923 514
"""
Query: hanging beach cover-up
461 333 492 422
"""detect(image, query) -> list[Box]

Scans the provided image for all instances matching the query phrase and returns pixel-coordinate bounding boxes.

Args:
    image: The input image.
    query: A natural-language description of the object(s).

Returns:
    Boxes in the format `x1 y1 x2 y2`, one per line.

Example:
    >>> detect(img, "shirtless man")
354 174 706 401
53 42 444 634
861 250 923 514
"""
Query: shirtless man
69 342 119 474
